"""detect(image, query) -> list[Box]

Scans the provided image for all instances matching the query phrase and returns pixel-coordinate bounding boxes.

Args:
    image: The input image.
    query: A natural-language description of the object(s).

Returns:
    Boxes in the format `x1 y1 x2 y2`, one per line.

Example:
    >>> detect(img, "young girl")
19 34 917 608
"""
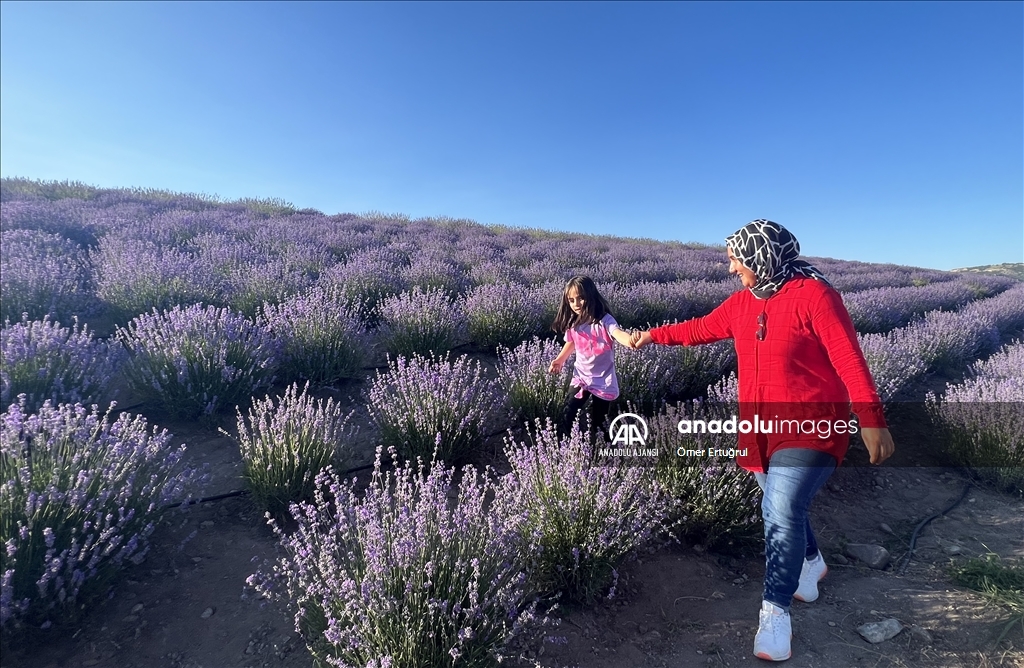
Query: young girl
548 276 634 436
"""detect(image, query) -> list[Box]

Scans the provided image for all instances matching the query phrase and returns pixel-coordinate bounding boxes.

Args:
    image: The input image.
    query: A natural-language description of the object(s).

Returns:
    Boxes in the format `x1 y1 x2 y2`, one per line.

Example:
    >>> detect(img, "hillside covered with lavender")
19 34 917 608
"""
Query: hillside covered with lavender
2 177 1022 666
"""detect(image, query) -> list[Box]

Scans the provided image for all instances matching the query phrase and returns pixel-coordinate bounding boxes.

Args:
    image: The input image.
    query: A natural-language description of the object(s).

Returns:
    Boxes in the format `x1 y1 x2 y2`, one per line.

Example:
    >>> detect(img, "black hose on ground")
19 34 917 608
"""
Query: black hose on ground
162 462 375 511
897 480 972 575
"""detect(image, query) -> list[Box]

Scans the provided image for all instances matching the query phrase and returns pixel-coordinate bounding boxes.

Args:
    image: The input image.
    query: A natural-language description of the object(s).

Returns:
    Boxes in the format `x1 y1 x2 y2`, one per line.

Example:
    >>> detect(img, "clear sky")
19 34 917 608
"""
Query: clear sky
1 2 1021 270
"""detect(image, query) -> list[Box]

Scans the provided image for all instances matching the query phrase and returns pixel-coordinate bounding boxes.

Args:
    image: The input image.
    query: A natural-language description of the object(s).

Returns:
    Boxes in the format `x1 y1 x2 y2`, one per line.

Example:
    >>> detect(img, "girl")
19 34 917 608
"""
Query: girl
547 276 634 436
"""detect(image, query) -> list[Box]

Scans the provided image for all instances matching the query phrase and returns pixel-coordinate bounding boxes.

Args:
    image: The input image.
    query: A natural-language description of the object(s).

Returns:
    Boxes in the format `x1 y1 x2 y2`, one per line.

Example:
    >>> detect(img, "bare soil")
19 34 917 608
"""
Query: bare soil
3 364 1022 668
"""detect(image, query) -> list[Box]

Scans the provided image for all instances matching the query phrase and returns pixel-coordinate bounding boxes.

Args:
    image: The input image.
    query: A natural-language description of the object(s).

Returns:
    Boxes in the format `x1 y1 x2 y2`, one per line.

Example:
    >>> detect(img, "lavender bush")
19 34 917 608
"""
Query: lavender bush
463 283 547 349
117 305 278 418
230 382 358 519
376 288 467 359
843 281 977 333
496 338 574 428
320 246 407 322
1 317 122 413
262 286 368 384
927 342 1024 493
1 401 203 631
962 284 1024 336
0 230 97 323
226 258 313 317
616 338 735 409
648 402 763 549
92 236 226 323
248 451 539 667
366 353 503 463
911 309 1000 372
706 372 739 405
858 330 928 402
494 424 666 604
403 254 468 296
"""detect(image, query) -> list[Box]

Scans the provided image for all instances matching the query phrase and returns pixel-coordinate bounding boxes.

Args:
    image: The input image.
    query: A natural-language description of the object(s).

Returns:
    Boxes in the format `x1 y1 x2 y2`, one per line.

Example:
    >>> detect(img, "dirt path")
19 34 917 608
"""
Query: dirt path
3 384 1022 668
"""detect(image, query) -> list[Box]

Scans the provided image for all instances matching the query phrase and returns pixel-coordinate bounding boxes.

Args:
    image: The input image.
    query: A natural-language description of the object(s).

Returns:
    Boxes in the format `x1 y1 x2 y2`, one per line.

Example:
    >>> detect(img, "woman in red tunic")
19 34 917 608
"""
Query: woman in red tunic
631 220 895 662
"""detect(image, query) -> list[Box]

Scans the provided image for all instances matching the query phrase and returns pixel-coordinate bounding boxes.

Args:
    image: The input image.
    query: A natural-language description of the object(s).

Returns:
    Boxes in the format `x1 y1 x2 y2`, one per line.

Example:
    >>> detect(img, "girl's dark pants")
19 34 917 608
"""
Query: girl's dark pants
560 389 614 436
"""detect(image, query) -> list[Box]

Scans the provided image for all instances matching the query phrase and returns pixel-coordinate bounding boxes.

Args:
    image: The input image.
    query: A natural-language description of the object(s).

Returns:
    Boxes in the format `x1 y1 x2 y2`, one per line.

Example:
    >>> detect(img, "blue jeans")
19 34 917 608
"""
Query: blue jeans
753 448 836 610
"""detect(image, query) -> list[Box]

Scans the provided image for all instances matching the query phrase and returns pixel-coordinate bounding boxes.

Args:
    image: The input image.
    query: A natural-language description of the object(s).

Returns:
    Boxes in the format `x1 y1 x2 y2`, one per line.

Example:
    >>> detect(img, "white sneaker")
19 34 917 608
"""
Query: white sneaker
754 600 792 661
793 552 828 603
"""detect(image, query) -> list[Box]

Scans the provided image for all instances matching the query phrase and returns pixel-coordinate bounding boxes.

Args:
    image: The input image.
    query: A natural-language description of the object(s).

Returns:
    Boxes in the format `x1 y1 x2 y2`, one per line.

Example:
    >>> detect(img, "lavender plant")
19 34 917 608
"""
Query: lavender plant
403 255 468 296
320 246 407 321
0 230 97 324
92 236 226 323
463 283 548 349
857 330 928 402
494 424 666 604
962 284 1024 336
1 401 203 631
1 317 122 413
262 286 368 384
843 281 977 333
496 338 574 428
376 288 467 359
612 336 735 409
706 371 739 405
647 402 763 550
247 451 539 667
366 353 503 463
230 383 358 519
927 342 1024 493
910 309 1000 372
117 305 278 418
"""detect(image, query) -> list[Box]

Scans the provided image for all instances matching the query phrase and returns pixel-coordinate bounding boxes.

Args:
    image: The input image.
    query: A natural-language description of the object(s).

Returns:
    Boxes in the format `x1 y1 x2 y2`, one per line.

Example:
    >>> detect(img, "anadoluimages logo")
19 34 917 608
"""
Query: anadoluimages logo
608 413 649 446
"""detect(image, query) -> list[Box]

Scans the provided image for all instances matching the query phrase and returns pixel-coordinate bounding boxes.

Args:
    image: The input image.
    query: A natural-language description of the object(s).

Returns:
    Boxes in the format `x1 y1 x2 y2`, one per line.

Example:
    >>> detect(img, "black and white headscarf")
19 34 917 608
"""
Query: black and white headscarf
725 219 832 300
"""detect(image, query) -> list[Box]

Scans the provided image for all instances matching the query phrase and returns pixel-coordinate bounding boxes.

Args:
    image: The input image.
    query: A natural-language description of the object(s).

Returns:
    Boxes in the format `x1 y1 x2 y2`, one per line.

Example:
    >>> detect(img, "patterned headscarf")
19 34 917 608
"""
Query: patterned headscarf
725 219 831 299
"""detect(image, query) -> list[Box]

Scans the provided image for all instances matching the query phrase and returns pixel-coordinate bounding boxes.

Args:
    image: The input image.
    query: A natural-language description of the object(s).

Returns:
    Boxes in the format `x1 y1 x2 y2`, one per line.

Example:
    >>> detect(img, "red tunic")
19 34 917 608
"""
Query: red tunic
650 277 887 472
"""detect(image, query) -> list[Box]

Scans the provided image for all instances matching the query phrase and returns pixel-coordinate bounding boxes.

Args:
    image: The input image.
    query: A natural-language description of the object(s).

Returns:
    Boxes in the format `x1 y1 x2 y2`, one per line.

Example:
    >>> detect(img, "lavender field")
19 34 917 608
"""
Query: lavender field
1 178 1023 667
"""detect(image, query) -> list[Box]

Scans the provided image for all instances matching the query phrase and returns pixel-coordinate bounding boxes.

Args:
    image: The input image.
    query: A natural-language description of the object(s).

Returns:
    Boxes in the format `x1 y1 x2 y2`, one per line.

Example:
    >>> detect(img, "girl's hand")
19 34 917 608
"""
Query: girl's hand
630 330 653 349
548 359 564 374
861 427 895 465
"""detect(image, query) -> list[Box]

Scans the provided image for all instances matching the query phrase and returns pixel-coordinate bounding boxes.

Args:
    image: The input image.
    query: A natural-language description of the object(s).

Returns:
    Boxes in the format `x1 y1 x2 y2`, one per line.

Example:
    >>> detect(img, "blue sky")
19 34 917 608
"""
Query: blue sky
1 2 1020 270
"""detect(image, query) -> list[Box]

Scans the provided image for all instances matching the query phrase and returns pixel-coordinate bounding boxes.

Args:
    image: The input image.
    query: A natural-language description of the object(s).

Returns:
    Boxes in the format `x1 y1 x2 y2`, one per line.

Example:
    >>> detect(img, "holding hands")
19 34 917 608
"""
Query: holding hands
628 330 653 349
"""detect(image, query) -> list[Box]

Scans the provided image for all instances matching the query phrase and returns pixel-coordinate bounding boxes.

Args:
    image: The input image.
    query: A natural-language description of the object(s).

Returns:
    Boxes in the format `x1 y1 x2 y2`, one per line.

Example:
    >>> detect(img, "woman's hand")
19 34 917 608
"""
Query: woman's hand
861 427 895 465
548 359 564 374
630 330 653 349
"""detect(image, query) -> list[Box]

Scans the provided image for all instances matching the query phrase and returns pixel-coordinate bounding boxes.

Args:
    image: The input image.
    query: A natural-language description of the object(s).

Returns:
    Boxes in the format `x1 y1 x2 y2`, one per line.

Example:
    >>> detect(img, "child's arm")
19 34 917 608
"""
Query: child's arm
609 326 635 348
548 340 575 374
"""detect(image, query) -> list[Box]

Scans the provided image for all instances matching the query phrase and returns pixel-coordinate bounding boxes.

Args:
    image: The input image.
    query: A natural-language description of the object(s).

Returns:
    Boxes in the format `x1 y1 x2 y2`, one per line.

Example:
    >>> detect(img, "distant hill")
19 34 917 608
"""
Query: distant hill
951 263 1024 281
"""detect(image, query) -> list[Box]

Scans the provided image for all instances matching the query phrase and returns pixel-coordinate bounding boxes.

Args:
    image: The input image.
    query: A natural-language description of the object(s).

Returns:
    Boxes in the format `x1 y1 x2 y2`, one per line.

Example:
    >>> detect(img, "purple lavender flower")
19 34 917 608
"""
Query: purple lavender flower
375 288 467 359
262 286 369 384
927 341 1024 492
366 353 503 463
117 304 278 418
0 230 97 323
493 423 666 603
1 316 123 413
92 235 227 323
462 283 548 349
496 337 574 426
0 400 203 632
231 382 358 518
247 450 538 666
843 281 978 333
647 401 762 549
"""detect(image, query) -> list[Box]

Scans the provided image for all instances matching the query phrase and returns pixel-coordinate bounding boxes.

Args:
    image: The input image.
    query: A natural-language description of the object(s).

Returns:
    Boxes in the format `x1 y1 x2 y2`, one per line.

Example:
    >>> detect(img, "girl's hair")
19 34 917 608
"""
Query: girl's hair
551 276 612 333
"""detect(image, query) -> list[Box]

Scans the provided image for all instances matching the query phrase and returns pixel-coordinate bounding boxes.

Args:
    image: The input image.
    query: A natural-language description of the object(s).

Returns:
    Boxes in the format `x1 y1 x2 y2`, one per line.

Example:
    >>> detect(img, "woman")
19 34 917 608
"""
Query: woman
631 219 895 662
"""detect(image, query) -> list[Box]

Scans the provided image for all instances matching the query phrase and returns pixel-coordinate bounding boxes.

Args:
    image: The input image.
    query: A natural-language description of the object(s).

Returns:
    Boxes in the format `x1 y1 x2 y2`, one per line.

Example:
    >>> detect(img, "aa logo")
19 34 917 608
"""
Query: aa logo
608 413 649 446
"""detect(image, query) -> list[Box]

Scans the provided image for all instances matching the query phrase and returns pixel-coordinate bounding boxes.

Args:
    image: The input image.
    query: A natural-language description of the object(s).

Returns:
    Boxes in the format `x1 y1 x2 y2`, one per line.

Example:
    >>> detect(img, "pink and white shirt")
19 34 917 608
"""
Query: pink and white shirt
565 313 621 400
